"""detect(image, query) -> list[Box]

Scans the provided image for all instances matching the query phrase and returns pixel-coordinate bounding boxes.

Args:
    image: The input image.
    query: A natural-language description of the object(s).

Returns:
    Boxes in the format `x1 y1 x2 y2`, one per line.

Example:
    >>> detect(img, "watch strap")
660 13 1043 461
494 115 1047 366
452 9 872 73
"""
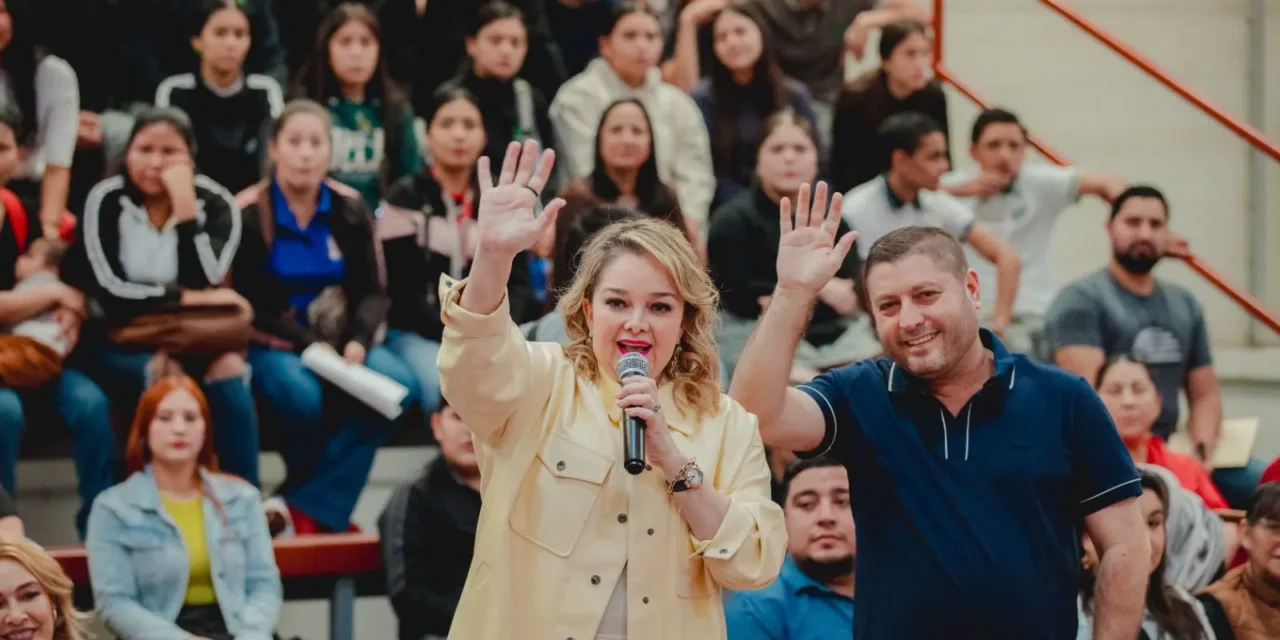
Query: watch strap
668 459 699 495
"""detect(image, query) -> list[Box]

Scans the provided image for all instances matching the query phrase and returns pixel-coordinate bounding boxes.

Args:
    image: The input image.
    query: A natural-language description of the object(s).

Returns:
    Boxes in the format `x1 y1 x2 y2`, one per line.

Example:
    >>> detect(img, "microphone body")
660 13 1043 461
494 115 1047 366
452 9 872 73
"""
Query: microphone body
616 353 650 475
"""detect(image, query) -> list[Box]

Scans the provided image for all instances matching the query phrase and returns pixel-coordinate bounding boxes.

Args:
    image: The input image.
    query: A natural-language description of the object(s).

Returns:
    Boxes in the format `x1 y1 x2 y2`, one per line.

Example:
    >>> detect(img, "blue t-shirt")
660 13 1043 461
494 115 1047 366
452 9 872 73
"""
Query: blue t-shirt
725 555 854 640
267 181 345 324
796 330 1140 639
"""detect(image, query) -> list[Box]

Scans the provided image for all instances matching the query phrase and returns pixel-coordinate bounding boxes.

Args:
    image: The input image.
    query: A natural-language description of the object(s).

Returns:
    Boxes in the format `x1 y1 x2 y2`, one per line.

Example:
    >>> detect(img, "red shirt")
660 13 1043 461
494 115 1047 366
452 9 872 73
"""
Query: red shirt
1145 437 1229 509
1260 456 1280 486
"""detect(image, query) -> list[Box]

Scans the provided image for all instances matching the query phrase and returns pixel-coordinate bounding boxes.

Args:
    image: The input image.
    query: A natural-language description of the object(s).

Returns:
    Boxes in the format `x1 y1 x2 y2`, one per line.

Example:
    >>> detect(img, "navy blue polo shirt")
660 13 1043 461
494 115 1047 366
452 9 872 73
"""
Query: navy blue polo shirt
796 330 1140 640
268 180 345 324
725 555 854 640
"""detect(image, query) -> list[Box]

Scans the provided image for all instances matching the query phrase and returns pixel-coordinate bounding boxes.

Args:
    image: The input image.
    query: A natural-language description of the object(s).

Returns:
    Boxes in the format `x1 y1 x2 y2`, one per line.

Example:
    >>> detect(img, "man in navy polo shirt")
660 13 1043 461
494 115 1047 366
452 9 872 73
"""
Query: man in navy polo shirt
729 182 1151 639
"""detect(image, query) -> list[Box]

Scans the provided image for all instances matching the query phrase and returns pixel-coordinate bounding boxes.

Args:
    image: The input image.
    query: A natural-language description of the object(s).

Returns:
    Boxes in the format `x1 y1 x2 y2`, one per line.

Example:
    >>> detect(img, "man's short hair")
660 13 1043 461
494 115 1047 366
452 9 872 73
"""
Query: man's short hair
1247 482 1280 525
970 107 1024 144
863 226 970 291
879 111 944 160
780 456 845 503
1109 185 1168 221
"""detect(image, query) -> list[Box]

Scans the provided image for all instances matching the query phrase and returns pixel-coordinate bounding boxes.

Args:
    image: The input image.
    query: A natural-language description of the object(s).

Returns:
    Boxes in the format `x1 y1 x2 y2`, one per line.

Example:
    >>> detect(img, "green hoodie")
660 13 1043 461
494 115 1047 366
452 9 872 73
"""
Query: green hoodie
328 97 422 209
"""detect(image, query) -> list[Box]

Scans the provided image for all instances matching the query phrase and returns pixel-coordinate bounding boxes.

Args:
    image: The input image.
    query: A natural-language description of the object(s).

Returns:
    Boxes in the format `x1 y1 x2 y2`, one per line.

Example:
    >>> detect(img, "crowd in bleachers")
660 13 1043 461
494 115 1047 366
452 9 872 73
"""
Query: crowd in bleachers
0 0 1277 638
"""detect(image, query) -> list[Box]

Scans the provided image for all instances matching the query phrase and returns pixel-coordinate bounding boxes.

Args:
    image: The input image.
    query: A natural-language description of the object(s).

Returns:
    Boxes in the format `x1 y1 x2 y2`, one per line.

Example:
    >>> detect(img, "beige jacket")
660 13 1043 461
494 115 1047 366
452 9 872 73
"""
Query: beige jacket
437 276 786 640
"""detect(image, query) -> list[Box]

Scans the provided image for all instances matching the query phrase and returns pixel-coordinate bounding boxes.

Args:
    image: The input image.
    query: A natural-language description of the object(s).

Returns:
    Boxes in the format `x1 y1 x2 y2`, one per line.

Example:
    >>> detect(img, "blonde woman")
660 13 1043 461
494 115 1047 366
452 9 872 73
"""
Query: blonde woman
437 139 786 640
0 537 89 640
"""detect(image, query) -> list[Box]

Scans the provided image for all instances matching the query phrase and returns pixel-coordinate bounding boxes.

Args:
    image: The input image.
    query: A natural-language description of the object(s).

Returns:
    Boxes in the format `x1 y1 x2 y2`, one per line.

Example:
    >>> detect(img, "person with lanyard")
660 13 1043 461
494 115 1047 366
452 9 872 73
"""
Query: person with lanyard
729 183 1152 639
232 98 418 535
380 85 535 423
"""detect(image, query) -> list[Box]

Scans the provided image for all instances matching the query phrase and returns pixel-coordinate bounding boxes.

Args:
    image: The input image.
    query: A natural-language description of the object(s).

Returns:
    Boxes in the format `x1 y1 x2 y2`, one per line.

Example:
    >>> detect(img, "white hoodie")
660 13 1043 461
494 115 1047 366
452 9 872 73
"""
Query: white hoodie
550 58 715 227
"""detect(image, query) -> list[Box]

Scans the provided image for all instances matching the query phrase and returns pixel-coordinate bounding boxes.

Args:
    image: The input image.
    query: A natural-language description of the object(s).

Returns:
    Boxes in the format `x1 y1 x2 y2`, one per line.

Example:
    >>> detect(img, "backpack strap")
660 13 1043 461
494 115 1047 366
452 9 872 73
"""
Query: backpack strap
0 188 29 252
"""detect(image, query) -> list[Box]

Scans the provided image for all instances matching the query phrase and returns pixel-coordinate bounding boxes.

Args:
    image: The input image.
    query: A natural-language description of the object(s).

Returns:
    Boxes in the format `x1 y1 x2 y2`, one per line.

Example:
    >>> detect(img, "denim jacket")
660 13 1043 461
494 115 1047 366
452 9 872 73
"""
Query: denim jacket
86 467 283 640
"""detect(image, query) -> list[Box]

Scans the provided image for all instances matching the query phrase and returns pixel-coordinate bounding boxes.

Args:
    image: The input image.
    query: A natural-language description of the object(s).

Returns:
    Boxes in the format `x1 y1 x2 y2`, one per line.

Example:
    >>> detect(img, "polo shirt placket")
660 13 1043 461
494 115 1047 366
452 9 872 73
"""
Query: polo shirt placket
795 330 1141 639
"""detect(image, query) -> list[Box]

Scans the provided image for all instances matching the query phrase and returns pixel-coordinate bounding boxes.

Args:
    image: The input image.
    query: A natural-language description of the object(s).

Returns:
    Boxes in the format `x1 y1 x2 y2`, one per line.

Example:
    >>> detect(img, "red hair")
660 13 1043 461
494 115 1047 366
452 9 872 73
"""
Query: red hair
124 375 221 476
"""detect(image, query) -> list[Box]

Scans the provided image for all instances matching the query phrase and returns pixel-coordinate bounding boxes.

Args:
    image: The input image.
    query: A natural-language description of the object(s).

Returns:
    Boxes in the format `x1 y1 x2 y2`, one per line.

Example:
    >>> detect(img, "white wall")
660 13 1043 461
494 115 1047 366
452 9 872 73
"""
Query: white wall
937 0 1280 348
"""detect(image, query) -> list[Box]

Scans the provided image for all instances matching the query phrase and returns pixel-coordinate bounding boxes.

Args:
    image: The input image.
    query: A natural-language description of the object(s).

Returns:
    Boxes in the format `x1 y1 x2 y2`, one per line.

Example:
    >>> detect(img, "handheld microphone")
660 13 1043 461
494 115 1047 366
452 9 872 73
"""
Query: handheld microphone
616 352 650 475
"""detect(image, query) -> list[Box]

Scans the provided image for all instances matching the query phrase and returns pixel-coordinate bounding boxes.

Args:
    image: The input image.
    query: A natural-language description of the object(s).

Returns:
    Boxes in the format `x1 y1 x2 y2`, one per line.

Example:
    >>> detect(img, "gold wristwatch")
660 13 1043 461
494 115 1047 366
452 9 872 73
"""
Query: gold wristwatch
668 459 704 495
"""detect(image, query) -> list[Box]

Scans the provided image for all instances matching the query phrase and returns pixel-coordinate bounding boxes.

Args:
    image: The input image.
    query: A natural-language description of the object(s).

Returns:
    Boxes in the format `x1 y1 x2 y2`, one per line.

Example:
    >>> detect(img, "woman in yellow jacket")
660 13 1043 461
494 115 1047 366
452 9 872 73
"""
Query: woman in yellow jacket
437 139 786 640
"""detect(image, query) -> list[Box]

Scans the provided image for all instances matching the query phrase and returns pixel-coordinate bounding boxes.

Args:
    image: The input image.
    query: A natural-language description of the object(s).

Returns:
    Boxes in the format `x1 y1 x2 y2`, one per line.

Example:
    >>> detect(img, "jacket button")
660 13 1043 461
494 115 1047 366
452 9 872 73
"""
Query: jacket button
617 513 627 523
647 528 654 535
645 464 652 471
556 460 566 471
590 575 600 585
643 597 650 604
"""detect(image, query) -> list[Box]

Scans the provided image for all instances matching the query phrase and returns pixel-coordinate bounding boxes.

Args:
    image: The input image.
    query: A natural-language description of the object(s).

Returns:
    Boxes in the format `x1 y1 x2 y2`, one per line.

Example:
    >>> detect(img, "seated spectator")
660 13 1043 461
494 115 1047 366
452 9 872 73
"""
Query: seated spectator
111 0 286 106
550 0 715 226
0 104 113 541
381 87 531 418
1045 185 1265 508
86 375 282 640
375 0 566 117
0 238 71 390
63 107 260 487
744 0 928 132
1095 355 1228 509
710 110 874 380
1199 482 1280 639
0 536 90 640
525 204 643 344
830 19 948 194
691 4 822 209
443 1 559 190
1077 469 1215 640
841 112 1021 339
726 457 854 639
1141 464 1235 594
155 0 285 195
540 98 692 262
232 99 417 535
0 0 78 238
378 395 481 640
292 3 421 209
940 108 1126 358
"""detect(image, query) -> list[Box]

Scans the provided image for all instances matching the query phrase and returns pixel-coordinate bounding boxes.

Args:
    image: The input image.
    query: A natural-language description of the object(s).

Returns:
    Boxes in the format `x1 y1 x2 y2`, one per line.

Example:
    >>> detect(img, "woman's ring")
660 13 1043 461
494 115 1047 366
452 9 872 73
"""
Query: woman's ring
652 403 661 413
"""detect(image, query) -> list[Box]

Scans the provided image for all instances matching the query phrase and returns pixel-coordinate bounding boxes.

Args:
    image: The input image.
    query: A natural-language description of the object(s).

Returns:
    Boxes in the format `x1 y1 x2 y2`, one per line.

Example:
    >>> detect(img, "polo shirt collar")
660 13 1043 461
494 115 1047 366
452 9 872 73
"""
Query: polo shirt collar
779 556 851 599
271 179 334 231
886 329 1018 394
596 369 695 436
881 174 919 209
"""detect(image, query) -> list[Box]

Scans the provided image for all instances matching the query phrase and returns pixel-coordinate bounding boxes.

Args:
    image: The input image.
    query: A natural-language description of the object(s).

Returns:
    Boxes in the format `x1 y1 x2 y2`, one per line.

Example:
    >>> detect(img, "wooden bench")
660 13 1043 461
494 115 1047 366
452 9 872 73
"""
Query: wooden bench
49 533 387 640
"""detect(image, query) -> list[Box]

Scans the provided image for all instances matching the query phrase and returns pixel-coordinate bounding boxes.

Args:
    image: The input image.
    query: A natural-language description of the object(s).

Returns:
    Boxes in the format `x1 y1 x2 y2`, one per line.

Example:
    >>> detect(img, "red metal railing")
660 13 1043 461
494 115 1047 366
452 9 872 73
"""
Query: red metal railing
931 0 1280 336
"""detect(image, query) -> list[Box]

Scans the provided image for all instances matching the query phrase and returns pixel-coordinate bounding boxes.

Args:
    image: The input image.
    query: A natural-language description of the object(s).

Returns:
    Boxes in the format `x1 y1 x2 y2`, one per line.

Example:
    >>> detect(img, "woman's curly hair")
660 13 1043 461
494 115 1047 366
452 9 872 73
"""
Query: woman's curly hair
558 217 721 419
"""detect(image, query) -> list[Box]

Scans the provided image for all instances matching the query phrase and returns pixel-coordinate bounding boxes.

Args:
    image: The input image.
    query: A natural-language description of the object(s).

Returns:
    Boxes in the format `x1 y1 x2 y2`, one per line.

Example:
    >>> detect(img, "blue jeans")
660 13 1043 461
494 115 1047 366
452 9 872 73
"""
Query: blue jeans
82 344 261 487
384 329 441 416
0 369 117 538
1212 458 1268 510
248 345 416 531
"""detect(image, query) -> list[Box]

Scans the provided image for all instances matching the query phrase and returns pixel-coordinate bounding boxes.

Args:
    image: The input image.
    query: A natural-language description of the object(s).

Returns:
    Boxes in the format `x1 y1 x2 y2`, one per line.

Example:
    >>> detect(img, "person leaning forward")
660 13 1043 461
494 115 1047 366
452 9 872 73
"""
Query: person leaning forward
729 182 1152 640
437 140 786 640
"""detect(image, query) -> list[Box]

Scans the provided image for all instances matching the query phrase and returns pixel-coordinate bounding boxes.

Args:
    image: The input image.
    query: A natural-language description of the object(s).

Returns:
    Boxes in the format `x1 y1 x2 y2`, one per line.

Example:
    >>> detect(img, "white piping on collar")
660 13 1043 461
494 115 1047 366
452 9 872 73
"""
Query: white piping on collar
888 361 897 391
1008 366 1017 390
939 404 974 461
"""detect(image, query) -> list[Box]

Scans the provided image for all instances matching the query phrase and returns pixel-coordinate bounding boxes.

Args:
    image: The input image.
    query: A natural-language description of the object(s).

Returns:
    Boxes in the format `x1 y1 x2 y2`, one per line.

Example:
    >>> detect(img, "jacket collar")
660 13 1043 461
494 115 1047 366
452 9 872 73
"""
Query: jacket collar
117 465 227 512
595 369 696 436
585 58 661 97
886 329 1018 394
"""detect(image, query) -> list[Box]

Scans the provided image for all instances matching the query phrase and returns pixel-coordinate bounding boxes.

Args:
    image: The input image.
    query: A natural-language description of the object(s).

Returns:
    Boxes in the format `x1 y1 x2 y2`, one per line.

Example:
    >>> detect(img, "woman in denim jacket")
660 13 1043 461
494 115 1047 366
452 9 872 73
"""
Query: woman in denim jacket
86 375 282 640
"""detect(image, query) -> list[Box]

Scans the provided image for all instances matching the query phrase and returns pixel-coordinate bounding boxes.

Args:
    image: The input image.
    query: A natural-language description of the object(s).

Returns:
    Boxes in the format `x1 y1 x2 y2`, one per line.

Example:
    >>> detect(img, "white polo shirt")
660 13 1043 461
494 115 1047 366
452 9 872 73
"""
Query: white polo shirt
941 164 1079 316
841 175 976 260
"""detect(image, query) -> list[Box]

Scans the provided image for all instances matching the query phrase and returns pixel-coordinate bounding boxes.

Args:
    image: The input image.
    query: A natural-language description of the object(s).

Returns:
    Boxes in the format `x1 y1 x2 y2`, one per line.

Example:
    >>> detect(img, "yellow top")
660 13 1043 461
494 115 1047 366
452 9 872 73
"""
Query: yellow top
436 275 786 640
159 493 217 606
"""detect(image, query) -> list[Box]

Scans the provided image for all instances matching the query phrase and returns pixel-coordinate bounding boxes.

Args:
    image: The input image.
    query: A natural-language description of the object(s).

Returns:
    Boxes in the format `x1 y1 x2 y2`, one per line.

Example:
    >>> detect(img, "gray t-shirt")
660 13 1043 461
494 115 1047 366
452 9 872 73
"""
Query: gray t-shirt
0 55 80 177
10 271 69 356
1044 268 1211 438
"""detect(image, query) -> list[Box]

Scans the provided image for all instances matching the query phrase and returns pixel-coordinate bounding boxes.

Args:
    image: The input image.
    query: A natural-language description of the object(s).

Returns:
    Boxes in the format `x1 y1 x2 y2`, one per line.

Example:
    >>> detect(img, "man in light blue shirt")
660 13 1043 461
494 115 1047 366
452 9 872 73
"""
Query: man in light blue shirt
726 457 854 639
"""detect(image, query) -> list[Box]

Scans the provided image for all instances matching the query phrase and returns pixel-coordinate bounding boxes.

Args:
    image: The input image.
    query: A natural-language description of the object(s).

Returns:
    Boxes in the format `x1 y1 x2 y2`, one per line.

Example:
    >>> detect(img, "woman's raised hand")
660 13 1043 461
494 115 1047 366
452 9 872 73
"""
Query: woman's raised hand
475 140 566 261
775 182 857 299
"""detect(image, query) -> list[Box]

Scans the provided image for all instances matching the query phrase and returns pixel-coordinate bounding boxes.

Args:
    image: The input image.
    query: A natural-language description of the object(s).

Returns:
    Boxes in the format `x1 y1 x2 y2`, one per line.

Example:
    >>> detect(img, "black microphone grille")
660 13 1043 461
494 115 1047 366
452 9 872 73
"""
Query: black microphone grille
616 352 650 378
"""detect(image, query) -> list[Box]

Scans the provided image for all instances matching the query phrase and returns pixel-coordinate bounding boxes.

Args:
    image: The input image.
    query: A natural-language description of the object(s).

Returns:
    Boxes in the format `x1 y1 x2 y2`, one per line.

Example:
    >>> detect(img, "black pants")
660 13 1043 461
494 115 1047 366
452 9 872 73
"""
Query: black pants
176 604 231 640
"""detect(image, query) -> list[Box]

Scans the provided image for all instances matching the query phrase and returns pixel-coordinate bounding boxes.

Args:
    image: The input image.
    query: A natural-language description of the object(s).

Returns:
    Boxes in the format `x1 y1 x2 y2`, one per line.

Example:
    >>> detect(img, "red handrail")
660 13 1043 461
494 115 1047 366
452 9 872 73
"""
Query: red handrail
1039 0 1280 163
931 0 1280 337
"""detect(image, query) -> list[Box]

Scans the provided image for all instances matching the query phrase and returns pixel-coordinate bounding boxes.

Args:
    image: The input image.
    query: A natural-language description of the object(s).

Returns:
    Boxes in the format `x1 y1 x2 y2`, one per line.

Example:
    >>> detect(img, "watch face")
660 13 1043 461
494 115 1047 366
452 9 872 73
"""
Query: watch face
686 466 704 488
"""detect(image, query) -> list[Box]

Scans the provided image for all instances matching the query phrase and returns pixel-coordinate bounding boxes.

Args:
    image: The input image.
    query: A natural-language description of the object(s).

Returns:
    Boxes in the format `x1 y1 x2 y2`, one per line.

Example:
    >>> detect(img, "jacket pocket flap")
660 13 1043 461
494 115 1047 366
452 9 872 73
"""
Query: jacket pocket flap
538 432 612 485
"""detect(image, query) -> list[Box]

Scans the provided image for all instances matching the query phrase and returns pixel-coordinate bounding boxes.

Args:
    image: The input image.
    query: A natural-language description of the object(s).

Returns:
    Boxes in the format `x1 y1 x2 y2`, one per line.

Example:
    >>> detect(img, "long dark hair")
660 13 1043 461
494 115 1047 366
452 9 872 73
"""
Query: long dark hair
590 98 681 221
843 19 930 123
0 0 40 144
1080 471 1207 640
291 3 410 197
705 5 787 177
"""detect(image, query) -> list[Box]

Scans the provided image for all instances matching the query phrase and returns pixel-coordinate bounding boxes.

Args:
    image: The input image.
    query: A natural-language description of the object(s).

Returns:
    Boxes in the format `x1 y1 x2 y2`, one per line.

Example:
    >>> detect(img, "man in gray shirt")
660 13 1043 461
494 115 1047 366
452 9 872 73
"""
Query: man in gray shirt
1045 185 1263 507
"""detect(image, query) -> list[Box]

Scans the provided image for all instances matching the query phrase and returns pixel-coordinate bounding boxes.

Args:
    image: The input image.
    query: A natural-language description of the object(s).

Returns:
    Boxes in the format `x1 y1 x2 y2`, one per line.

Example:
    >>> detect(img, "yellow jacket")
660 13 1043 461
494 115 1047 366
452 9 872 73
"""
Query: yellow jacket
437 276 786 640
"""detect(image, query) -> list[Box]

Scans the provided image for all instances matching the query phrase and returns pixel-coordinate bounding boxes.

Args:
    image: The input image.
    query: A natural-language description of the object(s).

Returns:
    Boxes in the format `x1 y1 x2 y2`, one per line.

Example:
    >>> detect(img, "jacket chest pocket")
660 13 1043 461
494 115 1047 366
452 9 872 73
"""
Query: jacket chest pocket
509 432 613 557
122 530 178 591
